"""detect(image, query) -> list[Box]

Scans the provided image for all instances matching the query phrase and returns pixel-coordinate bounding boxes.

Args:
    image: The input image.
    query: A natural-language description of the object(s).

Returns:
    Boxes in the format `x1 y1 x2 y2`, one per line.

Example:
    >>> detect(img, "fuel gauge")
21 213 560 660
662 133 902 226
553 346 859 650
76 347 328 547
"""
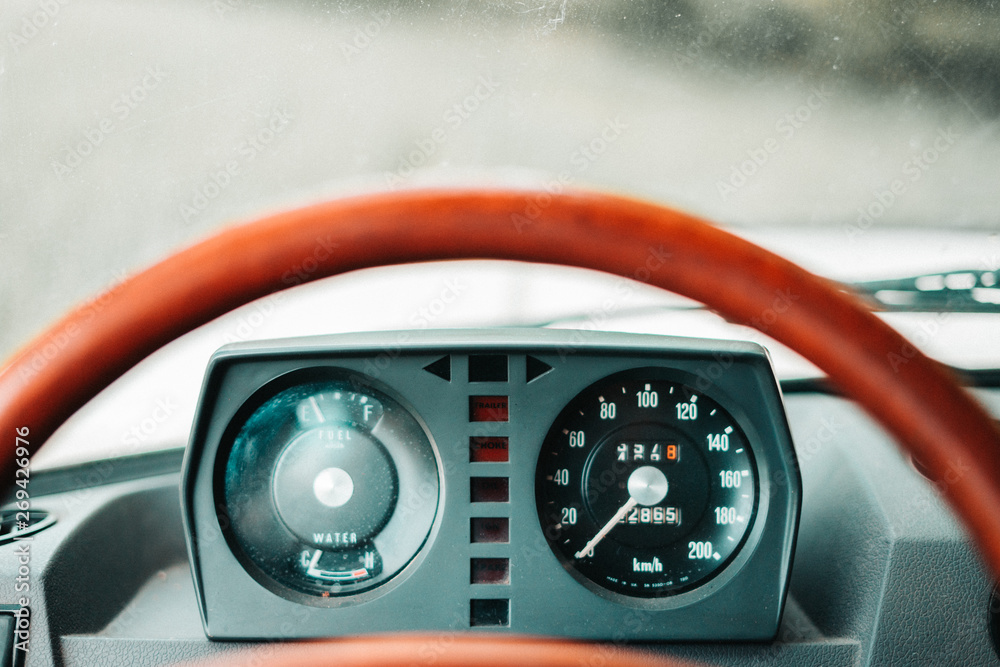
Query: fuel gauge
218 371 439 600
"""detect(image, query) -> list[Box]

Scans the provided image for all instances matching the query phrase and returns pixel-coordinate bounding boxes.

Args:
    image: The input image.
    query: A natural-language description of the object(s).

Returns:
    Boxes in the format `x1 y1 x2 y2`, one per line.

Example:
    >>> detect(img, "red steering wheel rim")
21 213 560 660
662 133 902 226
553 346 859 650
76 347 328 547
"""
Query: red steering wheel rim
2 188 1000 665
184 635 691 667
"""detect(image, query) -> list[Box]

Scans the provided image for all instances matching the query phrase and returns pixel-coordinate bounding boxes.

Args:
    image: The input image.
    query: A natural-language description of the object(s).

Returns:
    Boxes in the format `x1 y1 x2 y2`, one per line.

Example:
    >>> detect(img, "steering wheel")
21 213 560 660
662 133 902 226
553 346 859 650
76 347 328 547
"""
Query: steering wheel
2 189 999 666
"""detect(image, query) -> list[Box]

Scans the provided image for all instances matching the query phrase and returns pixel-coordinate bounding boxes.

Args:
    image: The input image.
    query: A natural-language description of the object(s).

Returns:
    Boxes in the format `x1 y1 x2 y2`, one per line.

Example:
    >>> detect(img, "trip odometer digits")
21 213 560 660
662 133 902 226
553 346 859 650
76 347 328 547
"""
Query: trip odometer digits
535 368 758 599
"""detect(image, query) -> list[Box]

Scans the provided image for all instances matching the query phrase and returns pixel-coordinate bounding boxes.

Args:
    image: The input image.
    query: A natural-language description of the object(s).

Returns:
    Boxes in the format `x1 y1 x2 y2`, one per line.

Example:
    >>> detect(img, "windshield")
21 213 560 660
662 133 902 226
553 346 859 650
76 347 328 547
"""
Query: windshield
3 0 1000 466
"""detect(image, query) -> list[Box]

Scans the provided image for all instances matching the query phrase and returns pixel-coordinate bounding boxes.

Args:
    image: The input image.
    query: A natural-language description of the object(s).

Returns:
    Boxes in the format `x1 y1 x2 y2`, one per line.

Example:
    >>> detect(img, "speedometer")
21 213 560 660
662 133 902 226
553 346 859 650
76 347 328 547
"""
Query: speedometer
536 368 759 599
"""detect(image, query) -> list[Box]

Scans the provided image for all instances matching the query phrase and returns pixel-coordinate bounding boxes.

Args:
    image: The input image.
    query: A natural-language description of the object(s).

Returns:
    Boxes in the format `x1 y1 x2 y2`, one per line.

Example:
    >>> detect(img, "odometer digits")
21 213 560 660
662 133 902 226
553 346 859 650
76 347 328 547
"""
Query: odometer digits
535 369 758 599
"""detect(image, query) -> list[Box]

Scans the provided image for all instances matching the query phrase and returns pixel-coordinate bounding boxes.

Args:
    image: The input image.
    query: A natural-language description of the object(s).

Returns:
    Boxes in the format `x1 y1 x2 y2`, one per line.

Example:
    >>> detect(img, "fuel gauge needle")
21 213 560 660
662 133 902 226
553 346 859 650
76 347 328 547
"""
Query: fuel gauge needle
575 496 637 559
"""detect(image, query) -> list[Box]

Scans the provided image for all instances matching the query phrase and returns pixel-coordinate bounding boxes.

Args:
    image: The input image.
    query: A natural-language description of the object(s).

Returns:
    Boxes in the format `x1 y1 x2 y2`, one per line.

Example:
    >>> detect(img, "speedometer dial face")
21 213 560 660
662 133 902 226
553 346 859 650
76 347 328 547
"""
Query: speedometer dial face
536 368 758 599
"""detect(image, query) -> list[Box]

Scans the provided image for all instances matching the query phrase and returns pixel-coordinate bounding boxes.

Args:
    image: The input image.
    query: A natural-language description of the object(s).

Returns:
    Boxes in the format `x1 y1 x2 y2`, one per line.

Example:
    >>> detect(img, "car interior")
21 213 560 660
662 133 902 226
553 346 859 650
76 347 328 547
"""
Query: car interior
2 1 1000 666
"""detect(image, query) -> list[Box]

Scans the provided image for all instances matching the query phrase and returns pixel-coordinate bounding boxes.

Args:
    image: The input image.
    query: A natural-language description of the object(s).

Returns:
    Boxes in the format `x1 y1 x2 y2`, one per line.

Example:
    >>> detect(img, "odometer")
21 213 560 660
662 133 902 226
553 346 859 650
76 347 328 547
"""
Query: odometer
536 368 758 599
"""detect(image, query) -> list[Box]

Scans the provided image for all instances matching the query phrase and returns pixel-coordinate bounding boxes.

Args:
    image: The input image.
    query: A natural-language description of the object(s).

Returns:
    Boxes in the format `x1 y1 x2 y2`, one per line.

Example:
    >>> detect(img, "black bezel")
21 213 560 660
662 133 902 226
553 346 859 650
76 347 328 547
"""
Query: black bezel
535 366 761 602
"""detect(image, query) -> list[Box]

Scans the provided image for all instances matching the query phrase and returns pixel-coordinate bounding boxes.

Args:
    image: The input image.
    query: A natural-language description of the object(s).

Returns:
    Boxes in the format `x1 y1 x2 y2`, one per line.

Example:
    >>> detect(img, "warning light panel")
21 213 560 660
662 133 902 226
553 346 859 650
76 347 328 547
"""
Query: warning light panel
469 396 509 422
470 436 509 462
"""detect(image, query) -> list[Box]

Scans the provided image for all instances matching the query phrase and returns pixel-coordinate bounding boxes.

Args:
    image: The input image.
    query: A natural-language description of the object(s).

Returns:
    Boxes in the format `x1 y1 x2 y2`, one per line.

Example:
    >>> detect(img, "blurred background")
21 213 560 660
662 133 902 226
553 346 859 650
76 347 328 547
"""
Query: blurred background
2 0 999 362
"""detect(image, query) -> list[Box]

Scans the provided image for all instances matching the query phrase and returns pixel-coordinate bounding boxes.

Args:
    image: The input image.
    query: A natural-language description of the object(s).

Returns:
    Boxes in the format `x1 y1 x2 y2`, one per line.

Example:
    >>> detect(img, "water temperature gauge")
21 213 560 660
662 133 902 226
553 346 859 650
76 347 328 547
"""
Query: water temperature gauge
536 368 758 599
218 371 439 600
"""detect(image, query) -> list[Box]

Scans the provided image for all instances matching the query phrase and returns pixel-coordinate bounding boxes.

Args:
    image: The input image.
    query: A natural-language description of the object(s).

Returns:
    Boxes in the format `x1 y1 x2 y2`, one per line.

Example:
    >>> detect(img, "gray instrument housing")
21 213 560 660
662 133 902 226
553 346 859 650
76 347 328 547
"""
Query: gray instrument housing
181 329 800 640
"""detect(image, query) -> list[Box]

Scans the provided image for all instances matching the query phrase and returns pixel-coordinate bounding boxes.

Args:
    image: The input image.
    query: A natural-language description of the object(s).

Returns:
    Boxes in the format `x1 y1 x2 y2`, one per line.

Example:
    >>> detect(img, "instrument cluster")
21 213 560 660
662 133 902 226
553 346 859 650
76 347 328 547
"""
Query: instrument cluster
182 329 799 640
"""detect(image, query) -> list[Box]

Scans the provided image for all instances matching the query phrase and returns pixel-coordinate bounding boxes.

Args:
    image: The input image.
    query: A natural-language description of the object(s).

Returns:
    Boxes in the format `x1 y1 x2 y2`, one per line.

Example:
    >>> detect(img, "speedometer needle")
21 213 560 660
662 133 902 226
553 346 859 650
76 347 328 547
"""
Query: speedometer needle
574 465 669 559
575 496 638 559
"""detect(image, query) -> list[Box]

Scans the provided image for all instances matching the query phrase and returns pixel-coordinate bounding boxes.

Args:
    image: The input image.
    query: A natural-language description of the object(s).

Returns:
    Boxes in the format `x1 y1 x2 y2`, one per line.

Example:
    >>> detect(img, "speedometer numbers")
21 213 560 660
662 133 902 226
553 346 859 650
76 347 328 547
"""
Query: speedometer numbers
536 369 758 599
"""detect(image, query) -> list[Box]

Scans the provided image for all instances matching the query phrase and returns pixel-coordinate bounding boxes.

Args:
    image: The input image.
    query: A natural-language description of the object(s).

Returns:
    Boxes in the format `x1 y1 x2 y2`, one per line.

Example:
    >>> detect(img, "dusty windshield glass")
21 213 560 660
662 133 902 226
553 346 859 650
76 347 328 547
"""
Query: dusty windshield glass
1 0 999 362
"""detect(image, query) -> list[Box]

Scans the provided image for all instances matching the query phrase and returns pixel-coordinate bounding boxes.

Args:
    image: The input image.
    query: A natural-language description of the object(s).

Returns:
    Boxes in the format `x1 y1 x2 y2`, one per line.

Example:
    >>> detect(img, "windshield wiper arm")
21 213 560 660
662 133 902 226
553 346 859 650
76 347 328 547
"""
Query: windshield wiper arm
852 269 1000 313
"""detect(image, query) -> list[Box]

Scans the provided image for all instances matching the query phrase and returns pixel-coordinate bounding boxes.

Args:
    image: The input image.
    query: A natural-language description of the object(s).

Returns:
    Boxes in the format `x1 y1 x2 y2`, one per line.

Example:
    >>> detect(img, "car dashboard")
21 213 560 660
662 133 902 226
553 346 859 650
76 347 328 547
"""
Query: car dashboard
2 323 999 666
